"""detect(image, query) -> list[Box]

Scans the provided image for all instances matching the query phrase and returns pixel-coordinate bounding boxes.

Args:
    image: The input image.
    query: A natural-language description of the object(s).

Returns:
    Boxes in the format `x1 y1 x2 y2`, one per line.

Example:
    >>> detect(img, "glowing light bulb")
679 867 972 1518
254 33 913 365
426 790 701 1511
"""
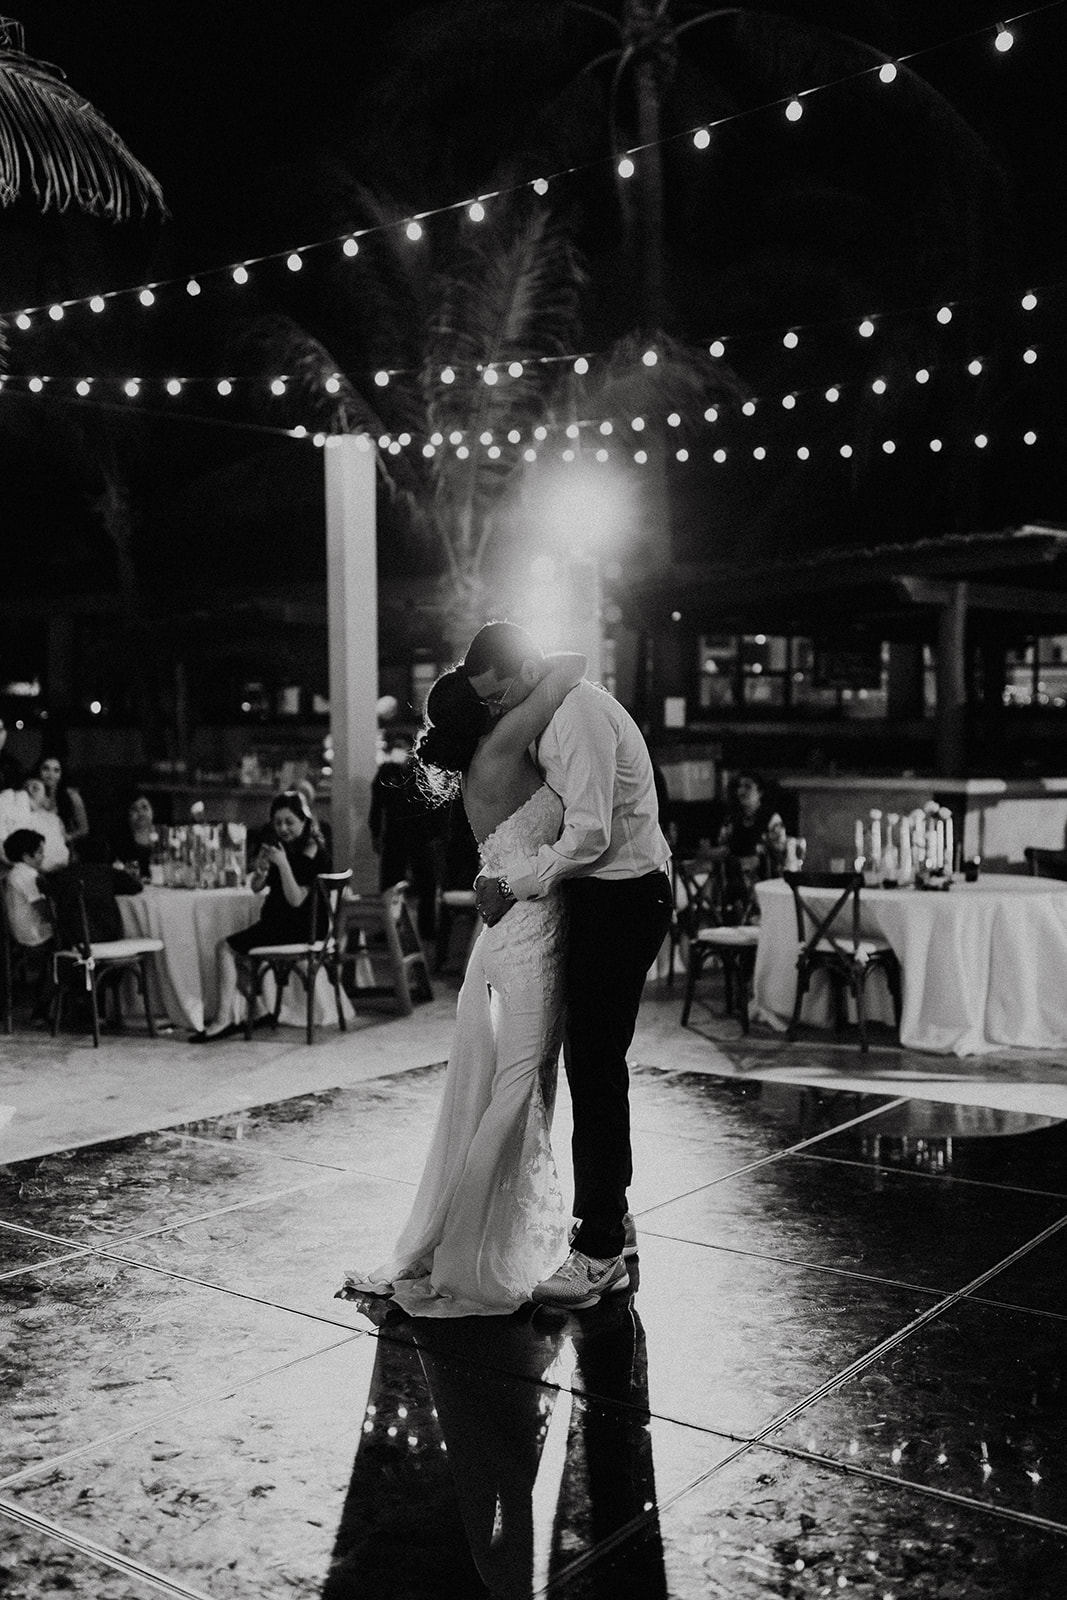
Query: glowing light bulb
124 379 140 397
166 378 182 396
632 416 645 431
217 379 232 396
573 356 589 374
693 127 711 150
324 375 341 394
532 178 549 195
882 439 896 453
139 288 155 306
28 377 43 392
974 433 988 448
488 444 501 458
562 448 575 462
291 425 307 438
915 368 930 384
406 220 423 241
667 412 681 427
783 330 799 348
343 237 359 257
483 366 499 384
76 379 91 396
270 378 286 395
753 446 766 460
90 296 106 314
741 400 756 416
508 361 523 377
449 430 463 444
785 97 803 121
967 359 983 376
634 449 647 464
441 367 455 384
1024 430 1037 444
618 155 635 178
15 312 30 329
479 431 493 446
930 437 942 451
534 425 548 440
1023 347 1037 364
676 448 689 461
879 61 898 83
840 444 853 458
375 370 390 386
186 278 201 296
709 340 725 358
600 420 613 435
936 305 953 324
871 377 887 394
48 303 64 321
398 432 411 446
782 394 796 409
523 447 537 461
825 386 840 402
566 423 580 439
704 406 718 423
507 429 520 443
797 445 810 460
642 349 658 367
430 432 443 446
1021 291 1037 310
994 22 1014 52
232 265 249 285
713 448 727 463
456 444 469 459
596 447 609 463
468 200 485 222
287 252 303 272
859 318 875 337
312 433 326 447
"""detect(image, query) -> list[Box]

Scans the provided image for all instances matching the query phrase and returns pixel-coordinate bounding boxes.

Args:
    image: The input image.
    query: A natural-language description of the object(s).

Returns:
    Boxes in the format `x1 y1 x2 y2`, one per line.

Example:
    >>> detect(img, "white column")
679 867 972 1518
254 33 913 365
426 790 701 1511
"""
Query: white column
325 435 378 890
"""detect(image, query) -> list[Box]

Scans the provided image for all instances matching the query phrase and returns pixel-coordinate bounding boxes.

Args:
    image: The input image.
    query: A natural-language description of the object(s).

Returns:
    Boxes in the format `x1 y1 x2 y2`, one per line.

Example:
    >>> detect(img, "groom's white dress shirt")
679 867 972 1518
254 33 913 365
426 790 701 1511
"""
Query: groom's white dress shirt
501 680 670 901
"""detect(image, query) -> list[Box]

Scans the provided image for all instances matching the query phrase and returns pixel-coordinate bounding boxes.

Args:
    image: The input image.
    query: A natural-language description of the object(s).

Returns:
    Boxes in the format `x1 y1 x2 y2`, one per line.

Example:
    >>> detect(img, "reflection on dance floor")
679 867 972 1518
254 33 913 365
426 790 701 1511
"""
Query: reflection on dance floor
327 1281 666 1598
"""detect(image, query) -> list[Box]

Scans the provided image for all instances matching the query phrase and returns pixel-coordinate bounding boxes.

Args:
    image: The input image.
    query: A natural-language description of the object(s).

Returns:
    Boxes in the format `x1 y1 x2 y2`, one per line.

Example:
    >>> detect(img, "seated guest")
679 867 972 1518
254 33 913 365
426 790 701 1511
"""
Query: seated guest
718 770 788 920
46 834 142 944
34 754 90 853
0 778 70 871
0 717 23 791
2 828 55 1018
195 789 331 1041
109 791 157 878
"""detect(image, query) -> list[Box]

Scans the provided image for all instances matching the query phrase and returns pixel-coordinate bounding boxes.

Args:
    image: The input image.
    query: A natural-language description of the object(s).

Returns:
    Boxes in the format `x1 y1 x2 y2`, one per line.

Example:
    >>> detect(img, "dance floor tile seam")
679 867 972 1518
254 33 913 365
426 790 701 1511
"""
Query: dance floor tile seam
0 1329 369 1494
631 1094 911 1221
800 1148 1067 1201
0 1500 215 1600
756 1437 1067 1537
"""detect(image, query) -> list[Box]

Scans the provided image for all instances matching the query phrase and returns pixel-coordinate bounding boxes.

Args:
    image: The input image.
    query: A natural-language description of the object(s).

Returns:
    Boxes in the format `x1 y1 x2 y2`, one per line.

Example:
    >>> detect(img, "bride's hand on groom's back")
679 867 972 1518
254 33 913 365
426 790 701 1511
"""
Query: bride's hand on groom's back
475 873 514 926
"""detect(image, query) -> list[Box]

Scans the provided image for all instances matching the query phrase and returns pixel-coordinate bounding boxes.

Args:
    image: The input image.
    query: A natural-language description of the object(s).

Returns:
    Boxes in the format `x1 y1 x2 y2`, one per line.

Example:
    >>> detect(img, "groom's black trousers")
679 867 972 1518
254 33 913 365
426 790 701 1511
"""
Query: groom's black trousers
563 869 674 1261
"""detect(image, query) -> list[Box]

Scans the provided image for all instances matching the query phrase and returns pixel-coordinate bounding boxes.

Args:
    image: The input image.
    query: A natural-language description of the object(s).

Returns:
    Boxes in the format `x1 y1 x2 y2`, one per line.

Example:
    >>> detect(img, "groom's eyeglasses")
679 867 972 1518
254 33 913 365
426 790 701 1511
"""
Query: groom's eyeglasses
478 672 518 709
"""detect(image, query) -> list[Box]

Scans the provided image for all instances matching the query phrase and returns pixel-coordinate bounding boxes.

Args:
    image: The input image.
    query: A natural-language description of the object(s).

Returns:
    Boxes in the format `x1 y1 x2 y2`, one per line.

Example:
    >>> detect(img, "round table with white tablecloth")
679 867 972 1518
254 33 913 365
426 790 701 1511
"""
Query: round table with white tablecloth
118 885 352 1033
753 873 1067 1056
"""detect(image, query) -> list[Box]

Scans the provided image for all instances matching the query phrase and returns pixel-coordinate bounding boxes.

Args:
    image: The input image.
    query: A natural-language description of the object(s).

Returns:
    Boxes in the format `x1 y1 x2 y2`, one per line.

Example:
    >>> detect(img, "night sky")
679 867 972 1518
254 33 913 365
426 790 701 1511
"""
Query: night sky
3 0 1067 610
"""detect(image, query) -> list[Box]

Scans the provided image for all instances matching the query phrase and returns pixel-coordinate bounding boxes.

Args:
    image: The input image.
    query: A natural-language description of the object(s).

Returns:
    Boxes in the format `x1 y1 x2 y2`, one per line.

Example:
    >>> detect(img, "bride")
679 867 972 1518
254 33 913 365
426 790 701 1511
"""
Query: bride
342 651 586 1318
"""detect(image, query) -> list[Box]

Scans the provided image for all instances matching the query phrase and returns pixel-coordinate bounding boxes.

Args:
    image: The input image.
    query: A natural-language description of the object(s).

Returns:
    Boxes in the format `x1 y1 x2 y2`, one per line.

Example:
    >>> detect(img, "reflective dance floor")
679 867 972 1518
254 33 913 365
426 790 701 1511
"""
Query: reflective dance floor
3 1044 1067 1596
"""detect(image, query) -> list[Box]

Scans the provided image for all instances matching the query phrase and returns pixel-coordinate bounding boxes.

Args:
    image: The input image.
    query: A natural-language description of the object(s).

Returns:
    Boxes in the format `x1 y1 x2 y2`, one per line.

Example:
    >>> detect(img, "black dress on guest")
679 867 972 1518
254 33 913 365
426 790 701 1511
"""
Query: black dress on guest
226 840 331 954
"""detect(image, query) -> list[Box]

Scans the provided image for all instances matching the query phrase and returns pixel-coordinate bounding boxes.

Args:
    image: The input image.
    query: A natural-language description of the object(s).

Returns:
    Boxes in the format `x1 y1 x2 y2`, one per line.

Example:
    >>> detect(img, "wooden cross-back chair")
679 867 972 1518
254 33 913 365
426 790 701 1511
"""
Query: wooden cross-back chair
676 850 760 1031
784 870 902 1053
236 869 355 1044
47 881 162 1048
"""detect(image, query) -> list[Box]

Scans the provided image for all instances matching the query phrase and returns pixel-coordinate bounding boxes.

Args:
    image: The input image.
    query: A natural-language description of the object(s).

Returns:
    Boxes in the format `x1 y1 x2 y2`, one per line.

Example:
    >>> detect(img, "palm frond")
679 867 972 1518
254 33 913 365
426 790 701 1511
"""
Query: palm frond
0 19 164 217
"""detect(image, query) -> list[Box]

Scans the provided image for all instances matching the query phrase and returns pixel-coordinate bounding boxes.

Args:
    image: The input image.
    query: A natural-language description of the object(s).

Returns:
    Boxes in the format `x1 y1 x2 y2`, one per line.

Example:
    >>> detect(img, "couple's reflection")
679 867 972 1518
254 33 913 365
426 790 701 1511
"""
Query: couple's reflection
323 1274 667 1598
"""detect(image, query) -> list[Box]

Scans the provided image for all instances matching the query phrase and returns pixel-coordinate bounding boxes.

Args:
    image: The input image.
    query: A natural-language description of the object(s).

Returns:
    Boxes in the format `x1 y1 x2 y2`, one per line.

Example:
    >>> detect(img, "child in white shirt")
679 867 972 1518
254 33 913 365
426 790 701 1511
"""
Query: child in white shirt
3 829 52 948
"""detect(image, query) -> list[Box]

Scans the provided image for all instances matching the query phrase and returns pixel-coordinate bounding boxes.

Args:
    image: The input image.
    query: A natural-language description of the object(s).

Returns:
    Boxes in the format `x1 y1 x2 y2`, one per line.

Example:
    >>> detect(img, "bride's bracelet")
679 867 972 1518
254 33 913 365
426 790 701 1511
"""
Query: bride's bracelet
497 877 514 901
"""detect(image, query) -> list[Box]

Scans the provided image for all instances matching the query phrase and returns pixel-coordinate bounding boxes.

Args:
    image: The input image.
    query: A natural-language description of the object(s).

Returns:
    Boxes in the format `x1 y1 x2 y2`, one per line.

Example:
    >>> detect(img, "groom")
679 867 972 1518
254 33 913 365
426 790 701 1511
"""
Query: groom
465 622 673 1310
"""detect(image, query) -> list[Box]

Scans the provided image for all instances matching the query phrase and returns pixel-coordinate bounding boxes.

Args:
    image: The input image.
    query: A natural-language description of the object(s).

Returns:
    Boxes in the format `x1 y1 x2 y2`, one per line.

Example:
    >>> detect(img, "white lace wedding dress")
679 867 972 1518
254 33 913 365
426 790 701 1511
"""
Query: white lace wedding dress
346 784 568 1317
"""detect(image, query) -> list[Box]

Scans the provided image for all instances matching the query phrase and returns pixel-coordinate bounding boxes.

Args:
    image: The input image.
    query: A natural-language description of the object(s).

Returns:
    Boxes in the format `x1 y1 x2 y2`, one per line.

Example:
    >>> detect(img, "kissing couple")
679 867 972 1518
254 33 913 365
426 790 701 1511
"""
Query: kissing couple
343 621 673 1317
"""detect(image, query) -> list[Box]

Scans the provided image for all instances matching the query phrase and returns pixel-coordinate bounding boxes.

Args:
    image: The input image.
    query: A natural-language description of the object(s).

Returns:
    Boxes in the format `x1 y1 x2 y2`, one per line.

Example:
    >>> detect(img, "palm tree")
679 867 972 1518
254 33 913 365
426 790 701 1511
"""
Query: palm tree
0 18 163 220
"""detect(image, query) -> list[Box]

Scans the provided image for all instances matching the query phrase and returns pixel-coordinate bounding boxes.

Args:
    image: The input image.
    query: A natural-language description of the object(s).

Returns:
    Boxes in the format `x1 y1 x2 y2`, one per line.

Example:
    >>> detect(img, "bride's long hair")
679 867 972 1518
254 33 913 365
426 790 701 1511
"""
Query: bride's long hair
414 667 491 803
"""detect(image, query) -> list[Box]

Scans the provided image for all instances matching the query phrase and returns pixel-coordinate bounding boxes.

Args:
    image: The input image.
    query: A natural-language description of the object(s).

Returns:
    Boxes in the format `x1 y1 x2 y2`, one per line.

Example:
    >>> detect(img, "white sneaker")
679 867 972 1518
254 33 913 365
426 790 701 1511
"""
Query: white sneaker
531 1250 630 1310
569 1212 639 1259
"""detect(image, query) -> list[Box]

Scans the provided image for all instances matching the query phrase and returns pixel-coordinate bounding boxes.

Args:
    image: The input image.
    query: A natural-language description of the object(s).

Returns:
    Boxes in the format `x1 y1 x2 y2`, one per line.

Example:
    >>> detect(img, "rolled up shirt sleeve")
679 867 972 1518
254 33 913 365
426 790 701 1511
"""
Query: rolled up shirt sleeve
504 697 616 899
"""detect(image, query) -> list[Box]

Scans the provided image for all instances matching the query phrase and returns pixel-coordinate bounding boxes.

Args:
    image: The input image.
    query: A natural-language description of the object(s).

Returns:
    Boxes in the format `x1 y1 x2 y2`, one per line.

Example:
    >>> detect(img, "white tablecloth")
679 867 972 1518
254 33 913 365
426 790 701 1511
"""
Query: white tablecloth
753 874 1067 1056
118 886 352 1032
